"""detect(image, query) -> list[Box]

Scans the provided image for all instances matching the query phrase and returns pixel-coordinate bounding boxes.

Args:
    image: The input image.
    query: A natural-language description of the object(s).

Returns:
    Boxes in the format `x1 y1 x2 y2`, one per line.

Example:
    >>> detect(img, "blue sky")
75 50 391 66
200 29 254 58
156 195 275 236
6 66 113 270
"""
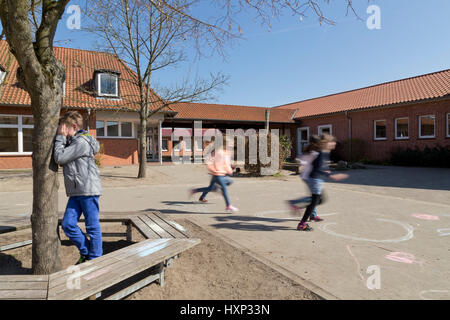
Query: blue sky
55 0 450 107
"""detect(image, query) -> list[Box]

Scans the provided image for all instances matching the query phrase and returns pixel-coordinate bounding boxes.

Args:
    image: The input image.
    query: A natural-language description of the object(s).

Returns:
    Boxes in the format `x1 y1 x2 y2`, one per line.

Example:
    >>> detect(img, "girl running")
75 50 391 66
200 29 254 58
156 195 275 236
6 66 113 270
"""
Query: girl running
289 133 348 231
190 138 238 213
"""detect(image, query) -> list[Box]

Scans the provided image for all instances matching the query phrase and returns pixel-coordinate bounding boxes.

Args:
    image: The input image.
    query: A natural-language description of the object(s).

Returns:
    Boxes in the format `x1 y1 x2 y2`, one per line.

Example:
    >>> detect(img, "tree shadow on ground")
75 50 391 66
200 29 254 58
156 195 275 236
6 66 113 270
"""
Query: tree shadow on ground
210 215 296 232
144 208 226 215
60 239 133 255
161 201 212 206
0 253 31 275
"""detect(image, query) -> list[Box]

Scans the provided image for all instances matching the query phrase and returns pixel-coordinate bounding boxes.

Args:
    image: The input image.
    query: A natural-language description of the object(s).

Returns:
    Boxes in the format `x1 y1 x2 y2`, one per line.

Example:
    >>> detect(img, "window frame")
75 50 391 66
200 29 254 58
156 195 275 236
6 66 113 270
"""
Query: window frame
317 124 332 136
96 120 135 139
297 127 309 155
394 117 409 140
373 119 387 141
418 114 436 139
161 138 169 152
0 114 34 155
97 72 119 98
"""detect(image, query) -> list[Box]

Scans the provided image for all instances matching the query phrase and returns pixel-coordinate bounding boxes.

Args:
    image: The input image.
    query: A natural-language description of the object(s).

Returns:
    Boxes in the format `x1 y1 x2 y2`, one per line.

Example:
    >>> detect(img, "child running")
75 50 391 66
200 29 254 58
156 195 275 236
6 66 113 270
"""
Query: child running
190 138 238 213
54 111 103 264
288 133 348 231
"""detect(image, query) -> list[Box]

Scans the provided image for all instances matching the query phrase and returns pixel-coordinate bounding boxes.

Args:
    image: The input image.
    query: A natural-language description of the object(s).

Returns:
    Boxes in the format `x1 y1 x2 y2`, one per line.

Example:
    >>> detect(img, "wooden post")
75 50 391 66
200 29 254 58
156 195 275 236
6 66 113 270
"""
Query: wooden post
126 223 132 242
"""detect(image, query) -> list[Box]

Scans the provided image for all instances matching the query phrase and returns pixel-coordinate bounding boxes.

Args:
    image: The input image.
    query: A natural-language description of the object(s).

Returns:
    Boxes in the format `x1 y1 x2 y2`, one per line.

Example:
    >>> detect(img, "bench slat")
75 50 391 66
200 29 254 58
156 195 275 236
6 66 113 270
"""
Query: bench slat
0 281 48 290
0 275 48 282
139 215 172 238
49 238 171 288
0 290 47 300
146 213 187 239
152 212 191 238
130 217 160 239
48 238 200 300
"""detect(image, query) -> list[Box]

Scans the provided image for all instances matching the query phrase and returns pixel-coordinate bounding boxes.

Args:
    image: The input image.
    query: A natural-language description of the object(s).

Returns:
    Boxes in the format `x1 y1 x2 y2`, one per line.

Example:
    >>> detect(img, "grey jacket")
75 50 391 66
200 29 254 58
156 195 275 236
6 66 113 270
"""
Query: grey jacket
54 130 102 197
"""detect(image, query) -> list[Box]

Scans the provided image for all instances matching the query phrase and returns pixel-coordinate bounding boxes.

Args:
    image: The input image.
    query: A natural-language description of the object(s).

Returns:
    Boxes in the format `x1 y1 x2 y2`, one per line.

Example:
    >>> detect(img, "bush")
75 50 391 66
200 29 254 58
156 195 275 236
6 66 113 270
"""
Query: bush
279 134 292 165
95 143 105 168
390 145 450 168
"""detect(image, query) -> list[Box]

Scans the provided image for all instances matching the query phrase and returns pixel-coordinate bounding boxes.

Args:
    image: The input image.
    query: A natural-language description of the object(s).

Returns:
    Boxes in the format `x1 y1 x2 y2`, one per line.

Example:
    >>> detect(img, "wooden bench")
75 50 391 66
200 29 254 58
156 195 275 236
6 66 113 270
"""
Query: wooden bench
283 162 301 174
47 237 200 300
0 275 48 300
0 212 200 300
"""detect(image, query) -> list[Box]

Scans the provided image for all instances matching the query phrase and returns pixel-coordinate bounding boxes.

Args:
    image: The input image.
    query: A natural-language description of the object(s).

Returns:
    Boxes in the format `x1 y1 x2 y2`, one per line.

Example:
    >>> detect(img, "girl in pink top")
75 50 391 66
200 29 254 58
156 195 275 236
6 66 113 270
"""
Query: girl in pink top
190 139 238 213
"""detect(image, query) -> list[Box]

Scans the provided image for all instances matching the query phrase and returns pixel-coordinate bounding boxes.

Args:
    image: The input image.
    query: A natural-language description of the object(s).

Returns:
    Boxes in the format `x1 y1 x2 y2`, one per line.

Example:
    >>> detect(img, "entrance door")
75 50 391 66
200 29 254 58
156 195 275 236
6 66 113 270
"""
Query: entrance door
297 127 309 156
146 127 158 161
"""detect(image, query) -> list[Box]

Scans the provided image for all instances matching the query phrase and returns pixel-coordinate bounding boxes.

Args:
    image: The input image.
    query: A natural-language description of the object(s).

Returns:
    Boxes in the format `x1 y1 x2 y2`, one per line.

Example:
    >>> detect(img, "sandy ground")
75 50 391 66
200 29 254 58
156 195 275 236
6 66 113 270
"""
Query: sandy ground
0 218 318 300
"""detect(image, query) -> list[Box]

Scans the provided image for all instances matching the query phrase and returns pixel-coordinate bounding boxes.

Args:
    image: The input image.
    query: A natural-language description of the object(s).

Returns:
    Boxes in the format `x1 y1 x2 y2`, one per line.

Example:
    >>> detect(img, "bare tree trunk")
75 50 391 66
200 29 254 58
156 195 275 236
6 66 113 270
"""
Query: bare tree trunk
0 0 69 274
30 93 63 274
138 111 147 179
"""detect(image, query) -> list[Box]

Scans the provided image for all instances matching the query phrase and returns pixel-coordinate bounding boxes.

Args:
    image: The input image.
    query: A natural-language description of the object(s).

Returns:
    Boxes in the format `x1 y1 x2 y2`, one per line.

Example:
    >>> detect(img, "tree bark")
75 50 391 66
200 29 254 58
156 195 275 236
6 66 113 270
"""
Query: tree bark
30 90 63 274
0 0 68 274
137 110 147 179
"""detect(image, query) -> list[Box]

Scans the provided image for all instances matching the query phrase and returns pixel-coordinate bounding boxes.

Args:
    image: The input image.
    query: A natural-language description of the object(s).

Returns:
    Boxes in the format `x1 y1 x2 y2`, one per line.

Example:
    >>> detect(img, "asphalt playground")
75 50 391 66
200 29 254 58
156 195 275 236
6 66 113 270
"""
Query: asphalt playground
1 164 449 299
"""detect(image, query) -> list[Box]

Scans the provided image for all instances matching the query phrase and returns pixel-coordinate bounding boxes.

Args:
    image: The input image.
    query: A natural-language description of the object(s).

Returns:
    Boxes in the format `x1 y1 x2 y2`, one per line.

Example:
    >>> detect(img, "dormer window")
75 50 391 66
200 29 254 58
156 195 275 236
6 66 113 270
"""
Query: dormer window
0 67 6 84
94 69 120 98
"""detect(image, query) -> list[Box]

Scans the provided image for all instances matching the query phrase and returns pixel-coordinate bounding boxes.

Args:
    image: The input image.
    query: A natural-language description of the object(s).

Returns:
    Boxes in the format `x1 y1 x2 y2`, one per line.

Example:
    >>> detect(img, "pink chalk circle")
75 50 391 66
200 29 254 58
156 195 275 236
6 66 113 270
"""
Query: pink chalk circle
386 252 416 264
412 214 439 221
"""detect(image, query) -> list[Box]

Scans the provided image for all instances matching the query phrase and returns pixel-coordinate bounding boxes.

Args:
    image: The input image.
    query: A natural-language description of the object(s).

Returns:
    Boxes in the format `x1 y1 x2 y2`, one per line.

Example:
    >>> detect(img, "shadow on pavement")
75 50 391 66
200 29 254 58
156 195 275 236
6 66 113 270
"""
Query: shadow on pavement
210 215 296 232
144 208 226 215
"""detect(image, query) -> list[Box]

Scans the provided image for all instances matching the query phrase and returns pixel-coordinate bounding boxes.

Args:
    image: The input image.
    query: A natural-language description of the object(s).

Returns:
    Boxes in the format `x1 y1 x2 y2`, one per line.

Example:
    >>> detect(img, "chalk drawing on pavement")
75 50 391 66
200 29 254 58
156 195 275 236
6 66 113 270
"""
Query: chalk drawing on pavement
319 219 414 243
437 228 450 237
419 290 450 300
412 214 439 221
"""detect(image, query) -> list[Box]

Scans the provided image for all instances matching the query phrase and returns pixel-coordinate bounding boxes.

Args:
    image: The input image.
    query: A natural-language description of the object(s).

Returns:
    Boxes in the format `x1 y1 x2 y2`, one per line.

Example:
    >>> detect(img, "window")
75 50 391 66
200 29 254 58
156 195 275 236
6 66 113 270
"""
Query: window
173 141 180 151
162 139 169 151
318 125 332 136
96 72 120 97
106 121 119 137
0 115 34 154
0 68 6 84
447 114 450 138
419 115 435 138
121 122 132 137
395 118 409 140
96 121 105 137
96 120 134 138
297 127 309 155
374 120 387 140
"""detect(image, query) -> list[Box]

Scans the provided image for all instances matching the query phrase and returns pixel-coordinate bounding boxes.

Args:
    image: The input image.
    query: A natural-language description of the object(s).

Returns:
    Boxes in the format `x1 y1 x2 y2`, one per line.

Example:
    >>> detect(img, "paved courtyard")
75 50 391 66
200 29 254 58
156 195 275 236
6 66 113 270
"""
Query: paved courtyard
1 164 450 299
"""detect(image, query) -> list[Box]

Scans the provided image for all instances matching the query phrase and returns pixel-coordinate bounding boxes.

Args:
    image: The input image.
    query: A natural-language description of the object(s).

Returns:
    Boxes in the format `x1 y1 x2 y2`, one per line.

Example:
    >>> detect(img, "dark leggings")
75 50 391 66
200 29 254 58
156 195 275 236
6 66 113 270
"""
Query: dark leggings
301 194 324 223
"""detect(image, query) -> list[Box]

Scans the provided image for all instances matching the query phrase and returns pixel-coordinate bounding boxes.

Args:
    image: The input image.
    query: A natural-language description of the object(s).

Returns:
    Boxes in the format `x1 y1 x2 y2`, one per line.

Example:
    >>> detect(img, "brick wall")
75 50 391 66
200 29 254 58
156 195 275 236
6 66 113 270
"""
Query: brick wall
296 99 450 161
0 107 139 168
97 138 138 166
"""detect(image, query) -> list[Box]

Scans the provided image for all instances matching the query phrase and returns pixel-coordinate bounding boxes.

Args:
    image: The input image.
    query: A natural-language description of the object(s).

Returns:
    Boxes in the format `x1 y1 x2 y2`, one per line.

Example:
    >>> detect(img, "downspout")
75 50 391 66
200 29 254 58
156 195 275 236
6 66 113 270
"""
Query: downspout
87 108 91 132
345 110 352 161
265 109 270 131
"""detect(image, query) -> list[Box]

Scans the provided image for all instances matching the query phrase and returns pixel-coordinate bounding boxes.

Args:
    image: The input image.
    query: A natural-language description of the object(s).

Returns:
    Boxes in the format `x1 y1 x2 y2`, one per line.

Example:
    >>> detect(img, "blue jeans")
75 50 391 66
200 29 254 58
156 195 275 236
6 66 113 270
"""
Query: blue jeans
289 178 323 218
196 175 233 206
61 196 103 260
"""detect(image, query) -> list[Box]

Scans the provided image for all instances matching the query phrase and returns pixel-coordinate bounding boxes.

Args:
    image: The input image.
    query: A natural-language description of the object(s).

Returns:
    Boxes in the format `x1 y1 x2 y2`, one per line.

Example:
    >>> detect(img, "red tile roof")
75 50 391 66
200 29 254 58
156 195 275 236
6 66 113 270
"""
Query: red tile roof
0 40 162 111
168 102 296 123
274 69 450 119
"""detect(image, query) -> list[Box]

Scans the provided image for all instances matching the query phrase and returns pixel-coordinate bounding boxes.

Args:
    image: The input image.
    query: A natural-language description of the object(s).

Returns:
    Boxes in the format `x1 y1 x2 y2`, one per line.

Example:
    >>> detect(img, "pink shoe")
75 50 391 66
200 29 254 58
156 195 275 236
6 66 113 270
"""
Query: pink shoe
226 205 239 213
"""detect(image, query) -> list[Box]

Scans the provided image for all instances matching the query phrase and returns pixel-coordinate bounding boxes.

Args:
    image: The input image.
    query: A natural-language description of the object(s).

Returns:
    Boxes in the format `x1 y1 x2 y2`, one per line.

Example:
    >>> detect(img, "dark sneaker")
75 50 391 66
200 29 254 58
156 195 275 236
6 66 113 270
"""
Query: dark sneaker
199 197 208 203
75 255 88 265
309 216 324 222
297 222 313 231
